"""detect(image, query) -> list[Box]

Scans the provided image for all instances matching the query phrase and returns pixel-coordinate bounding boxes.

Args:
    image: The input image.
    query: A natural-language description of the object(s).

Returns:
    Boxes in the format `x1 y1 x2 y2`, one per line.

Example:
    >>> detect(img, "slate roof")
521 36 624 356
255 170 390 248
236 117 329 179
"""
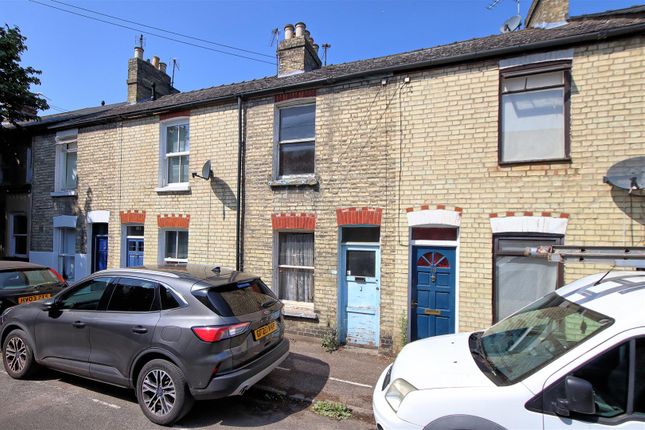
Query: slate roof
44 7 645 130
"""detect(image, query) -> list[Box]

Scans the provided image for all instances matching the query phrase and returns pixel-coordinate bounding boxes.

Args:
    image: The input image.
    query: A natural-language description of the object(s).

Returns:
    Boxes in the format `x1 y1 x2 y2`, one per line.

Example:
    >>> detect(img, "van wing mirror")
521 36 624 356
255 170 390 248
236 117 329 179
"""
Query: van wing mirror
555 376 596 416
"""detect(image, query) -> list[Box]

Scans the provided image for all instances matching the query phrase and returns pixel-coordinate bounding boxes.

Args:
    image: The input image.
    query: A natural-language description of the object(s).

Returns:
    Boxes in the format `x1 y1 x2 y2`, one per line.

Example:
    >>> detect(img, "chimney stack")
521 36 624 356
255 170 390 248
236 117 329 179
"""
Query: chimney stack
127 48 179 103
525 0 569 28
277 22 322 77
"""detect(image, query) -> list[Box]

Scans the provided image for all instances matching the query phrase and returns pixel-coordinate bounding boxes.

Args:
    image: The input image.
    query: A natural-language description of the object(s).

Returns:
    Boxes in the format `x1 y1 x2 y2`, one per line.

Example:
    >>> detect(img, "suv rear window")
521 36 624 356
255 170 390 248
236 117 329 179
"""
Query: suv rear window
0 269 60 290
193 280 278 317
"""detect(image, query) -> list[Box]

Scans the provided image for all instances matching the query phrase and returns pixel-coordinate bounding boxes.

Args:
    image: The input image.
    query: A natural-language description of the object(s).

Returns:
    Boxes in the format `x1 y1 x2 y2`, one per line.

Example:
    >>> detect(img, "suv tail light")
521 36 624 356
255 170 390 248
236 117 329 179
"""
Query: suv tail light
192 323 250 342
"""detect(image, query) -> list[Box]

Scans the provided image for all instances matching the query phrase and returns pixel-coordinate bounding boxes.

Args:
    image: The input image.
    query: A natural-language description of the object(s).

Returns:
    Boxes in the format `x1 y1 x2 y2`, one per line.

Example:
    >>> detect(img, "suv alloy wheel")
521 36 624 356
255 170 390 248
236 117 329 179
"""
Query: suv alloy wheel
136 359 194 426
2 329 38 379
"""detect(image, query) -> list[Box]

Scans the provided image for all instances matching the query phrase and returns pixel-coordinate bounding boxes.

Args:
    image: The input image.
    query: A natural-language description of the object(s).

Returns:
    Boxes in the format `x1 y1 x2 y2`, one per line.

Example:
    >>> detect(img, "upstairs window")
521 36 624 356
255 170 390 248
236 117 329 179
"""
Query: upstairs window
276 104 315 177
160 120 189 187
500 62 570 164
55 130 78 192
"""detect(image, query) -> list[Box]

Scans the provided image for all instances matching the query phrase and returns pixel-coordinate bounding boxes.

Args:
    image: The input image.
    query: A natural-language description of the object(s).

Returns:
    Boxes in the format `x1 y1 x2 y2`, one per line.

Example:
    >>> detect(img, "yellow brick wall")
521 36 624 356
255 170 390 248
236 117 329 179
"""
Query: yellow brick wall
36 34 644 353
76 103 240 270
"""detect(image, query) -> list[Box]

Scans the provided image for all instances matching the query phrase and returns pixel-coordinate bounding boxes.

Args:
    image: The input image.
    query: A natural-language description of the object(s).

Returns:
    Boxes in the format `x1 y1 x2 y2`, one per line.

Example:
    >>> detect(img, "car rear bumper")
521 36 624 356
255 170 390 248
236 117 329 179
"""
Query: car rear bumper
189 338 289 400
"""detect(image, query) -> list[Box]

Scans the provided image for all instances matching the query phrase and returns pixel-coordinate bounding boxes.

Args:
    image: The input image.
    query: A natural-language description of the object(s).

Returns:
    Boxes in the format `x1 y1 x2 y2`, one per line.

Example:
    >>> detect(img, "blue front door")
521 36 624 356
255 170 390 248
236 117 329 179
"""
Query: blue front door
411 247 456 340
127 238 144 267
340 244 380 347
94 235 109 271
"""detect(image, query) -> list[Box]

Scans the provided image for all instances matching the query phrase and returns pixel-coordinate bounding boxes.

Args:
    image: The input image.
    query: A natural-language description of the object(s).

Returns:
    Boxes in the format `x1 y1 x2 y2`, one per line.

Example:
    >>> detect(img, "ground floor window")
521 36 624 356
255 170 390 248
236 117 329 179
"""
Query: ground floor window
9 213 28 257
277 232 314 302
56 227 76 280
493 234 563 322
163 230 188 264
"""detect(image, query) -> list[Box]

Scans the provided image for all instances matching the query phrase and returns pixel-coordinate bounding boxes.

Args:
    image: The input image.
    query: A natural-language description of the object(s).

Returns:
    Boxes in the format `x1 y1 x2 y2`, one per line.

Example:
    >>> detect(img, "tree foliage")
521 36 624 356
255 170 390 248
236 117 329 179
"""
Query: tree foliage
0 25 49 127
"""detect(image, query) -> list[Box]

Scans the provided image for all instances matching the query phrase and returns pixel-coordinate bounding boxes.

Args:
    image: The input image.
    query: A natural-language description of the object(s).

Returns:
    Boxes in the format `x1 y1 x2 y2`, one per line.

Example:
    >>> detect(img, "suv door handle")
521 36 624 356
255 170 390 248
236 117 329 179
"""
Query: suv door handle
72 321 86 328
131 326 148 334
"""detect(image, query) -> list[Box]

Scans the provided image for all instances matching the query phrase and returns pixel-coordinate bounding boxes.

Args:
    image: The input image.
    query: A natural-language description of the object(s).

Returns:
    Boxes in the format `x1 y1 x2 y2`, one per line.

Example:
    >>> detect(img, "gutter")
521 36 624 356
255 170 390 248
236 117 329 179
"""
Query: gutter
47 22 645 130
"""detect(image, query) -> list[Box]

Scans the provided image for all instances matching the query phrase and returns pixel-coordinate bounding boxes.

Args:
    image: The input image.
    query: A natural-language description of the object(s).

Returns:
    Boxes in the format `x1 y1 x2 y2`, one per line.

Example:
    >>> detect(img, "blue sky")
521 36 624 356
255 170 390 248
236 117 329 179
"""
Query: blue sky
2 0 640 115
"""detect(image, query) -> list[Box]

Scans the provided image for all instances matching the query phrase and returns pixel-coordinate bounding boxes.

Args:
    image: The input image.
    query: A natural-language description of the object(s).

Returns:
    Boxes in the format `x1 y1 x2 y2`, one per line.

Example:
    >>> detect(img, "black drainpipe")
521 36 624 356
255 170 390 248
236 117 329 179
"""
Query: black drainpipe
235 95 245 271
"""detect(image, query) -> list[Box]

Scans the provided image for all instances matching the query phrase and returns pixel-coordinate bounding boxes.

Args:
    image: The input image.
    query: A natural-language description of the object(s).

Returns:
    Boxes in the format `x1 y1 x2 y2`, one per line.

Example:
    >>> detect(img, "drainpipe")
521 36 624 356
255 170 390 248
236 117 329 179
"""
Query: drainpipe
235 96 245 271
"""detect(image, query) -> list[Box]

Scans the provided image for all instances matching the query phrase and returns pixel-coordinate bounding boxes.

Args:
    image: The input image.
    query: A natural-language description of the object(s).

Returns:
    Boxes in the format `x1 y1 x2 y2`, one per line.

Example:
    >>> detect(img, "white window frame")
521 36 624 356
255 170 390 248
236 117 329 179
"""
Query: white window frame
53 129 78 195
159 229 189 264
272 231 315 307
8 213 28 258
273 101 316 179
499 62 571 164
56 227 76 281
158 118 190 191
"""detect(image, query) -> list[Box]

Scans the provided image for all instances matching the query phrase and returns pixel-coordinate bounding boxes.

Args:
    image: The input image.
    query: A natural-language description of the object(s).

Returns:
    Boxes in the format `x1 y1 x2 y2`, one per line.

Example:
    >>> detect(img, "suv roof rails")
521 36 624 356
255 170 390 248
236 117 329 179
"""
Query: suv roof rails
525 245 645 268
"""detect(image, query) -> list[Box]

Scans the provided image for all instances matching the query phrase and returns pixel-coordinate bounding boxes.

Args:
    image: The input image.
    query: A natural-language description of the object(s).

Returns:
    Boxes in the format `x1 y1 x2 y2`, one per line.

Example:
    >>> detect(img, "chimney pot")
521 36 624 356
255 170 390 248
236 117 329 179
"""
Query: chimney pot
313 43 319 53
159 62 167 74
284 24 294 40
151 56 160 69
134 46 144 60
304 29 311 39
295 22 306 37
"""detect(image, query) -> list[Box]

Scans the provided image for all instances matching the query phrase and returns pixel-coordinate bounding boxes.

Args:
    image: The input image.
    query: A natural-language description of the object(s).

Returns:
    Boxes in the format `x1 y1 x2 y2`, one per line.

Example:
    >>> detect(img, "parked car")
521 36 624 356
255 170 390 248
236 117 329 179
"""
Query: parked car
373 271 645 429
0 261 66 315
1 264 289 426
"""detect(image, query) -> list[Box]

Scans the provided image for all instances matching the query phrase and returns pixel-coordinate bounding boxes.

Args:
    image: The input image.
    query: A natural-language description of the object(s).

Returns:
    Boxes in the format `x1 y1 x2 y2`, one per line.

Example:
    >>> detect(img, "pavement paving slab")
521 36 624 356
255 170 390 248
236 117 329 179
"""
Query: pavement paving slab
255 334 392 418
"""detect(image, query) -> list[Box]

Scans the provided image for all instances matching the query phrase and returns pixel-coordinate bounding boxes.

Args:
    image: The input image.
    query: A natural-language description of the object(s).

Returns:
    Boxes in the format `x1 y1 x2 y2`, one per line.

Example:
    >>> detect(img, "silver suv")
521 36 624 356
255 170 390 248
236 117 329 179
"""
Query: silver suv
0 264 289 425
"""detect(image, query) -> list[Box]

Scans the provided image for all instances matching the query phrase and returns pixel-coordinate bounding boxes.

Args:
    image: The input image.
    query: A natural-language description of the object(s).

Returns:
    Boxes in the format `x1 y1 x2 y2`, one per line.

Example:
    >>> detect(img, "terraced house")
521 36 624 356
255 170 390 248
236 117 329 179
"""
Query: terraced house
20 0 645 352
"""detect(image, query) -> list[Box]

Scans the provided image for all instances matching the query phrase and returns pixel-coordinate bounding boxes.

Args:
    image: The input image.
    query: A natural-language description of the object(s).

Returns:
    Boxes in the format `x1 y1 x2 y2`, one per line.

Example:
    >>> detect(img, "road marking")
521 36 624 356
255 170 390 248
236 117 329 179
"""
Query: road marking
329 377 372 389
276 366 290 371
91 398 121 409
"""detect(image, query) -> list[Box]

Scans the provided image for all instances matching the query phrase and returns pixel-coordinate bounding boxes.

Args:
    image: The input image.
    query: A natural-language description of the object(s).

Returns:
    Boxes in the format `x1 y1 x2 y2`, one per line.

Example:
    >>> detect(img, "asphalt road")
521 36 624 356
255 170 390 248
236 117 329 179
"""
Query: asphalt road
0 367 373 429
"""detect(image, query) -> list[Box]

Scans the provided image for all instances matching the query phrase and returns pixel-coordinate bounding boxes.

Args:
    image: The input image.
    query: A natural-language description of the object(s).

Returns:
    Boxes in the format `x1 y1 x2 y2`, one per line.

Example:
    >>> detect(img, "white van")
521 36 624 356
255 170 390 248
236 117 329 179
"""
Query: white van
373 271 645 429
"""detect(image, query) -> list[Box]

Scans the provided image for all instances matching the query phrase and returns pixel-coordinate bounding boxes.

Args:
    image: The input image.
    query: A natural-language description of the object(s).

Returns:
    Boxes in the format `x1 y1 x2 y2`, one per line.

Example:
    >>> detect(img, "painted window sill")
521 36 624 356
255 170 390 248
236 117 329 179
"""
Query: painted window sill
155 184 191 194
269 175 318 188
50 190 77 197
282 302 318 320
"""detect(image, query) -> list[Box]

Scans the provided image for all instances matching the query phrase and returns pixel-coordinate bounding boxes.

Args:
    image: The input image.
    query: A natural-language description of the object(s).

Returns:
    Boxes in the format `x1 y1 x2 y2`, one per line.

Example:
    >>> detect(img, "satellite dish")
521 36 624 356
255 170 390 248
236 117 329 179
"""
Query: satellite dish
192 160 213 180
604 156 645 195
202 160 213 180
500 15 522 33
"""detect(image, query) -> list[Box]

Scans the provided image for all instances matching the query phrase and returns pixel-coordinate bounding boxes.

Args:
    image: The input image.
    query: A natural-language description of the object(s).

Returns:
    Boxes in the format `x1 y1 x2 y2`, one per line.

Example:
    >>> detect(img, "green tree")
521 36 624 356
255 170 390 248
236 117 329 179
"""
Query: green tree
0 25 48 127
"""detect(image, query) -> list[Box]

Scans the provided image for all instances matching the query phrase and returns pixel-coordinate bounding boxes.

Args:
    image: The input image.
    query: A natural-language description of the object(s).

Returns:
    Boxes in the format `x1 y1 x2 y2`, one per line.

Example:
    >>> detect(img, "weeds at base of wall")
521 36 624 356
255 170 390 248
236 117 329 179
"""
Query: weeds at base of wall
400 315 408 348
321 328 339 353
311 400 352 420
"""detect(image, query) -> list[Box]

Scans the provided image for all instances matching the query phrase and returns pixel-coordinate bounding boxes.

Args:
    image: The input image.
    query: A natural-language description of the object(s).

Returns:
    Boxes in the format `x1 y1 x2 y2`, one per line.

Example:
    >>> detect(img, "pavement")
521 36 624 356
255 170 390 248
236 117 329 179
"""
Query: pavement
254 333 393 420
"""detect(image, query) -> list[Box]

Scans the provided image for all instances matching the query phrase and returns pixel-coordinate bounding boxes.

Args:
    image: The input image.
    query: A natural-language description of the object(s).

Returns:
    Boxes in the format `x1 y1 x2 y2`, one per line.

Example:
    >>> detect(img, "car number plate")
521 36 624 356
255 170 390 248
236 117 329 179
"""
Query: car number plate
253 321 277 341
18 293 51 304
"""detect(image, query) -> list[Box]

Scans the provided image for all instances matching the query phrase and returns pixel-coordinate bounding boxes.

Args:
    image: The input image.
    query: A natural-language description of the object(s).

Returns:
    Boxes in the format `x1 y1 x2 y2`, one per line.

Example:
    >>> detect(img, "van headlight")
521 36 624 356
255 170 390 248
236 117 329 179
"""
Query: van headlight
385 379 417 411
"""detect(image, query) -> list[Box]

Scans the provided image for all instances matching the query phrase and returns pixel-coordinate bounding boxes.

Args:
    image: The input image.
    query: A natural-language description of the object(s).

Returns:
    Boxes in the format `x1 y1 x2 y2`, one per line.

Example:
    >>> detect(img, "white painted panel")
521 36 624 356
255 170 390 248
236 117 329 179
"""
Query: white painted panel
407 210 461 227
53 215 77 228
499 49 573 69
75 254 88 280
29 251 56 269
490 216 568 235
87 210 110 224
